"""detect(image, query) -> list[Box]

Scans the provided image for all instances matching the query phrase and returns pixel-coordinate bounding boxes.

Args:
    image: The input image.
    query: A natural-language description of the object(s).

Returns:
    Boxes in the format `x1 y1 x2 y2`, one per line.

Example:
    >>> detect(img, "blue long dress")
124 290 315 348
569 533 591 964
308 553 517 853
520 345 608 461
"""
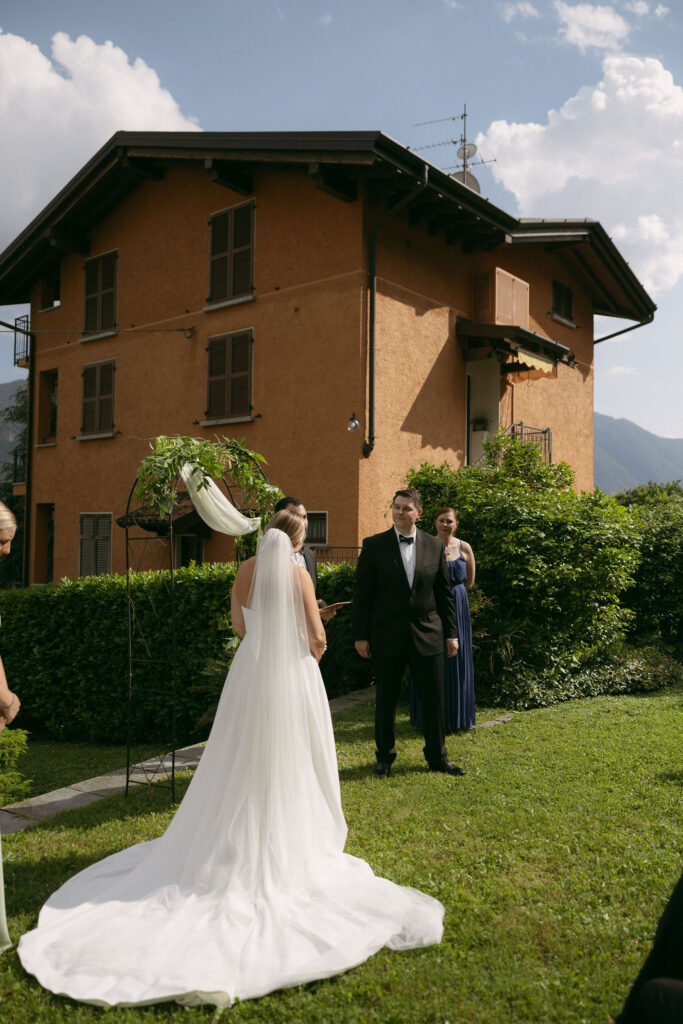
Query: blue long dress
410 555 475 732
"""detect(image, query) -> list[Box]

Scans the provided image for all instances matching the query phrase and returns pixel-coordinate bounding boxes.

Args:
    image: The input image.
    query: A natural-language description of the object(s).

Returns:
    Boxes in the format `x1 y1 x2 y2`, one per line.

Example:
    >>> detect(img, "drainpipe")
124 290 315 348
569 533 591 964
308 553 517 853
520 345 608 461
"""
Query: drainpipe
364 167 429 457
23 329 35 587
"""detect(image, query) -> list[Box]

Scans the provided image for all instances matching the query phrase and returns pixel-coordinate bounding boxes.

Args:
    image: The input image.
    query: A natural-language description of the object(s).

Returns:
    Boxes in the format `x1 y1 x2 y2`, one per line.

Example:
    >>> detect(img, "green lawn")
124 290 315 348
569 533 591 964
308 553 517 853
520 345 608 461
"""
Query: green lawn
13 739 171 800
2 684 683 1023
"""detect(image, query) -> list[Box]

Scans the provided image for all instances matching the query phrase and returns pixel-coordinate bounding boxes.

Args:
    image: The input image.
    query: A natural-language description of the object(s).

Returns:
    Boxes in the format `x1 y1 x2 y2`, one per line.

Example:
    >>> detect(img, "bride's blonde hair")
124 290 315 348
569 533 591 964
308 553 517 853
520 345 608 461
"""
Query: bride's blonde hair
0 501 16 531
266 509 307 549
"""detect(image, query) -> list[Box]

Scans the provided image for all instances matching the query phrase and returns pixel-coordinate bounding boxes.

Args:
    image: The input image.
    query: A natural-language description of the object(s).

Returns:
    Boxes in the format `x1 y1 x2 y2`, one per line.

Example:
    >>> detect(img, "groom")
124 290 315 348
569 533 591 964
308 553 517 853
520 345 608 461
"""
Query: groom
352 489 464 778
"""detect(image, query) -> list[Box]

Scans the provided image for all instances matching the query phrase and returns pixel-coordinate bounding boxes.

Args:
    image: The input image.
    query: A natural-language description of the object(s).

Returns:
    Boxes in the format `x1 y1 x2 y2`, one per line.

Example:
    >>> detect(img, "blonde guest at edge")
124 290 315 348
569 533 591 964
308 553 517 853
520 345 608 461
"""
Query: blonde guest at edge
0 501 22 953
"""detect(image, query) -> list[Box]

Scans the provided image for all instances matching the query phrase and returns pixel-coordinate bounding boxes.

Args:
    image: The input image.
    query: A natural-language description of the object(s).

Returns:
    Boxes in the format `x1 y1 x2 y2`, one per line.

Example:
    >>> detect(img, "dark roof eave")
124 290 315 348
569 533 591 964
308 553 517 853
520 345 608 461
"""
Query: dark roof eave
458 321 572 362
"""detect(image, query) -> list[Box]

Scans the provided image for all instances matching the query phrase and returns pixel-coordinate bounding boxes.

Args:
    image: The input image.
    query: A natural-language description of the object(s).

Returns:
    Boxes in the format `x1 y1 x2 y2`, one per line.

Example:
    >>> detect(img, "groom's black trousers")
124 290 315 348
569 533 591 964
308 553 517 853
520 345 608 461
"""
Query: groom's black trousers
373 643 447 767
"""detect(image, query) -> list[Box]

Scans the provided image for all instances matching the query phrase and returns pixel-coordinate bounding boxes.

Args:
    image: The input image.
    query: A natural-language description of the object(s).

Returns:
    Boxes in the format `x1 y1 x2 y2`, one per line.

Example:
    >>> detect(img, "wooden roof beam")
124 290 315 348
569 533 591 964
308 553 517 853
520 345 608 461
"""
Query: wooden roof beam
204 159 253 195
309 162 358 203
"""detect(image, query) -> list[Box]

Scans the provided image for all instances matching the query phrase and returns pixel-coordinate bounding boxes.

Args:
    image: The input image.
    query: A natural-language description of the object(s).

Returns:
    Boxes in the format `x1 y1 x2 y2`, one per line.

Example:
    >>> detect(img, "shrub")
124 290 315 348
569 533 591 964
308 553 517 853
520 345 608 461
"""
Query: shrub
407 432 643 707
317 562 373 697
0 727 30 806
614 481 683 653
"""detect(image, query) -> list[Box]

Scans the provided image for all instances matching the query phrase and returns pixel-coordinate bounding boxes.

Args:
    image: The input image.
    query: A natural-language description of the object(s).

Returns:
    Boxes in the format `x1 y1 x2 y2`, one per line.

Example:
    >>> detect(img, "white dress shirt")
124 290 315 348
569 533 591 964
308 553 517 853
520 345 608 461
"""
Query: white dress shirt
291 549 306 569
394 525 416 588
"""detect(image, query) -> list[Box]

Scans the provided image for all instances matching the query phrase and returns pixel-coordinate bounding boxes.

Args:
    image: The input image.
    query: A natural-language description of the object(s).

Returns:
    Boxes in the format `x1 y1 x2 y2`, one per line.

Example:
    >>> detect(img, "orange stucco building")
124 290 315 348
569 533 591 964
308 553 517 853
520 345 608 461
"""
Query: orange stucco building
0 132 655 583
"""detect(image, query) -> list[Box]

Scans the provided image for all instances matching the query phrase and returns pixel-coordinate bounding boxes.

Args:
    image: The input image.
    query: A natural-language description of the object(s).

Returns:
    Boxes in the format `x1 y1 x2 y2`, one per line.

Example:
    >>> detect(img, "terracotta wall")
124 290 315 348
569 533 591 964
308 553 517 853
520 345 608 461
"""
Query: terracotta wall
26 169 597 580
28 169 368 580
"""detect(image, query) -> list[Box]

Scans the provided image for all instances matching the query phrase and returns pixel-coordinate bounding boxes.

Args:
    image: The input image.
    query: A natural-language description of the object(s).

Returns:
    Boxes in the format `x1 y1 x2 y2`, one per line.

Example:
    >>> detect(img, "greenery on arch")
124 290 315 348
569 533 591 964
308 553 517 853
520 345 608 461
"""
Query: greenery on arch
134 434 282 522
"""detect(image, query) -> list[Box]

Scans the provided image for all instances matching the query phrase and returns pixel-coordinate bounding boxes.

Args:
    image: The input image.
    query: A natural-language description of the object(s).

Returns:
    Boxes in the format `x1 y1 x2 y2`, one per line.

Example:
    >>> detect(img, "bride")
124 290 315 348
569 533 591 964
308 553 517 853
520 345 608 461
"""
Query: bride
18 510 444 1007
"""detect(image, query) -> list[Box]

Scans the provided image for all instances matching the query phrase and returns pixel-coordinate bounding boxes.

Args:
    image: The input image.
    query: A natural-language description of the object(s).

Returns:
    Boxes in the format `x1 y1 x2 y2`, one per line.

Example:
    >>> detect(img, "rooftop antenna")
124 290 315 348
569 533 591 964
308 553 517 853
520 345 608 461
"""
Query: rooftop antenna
411 104 495 194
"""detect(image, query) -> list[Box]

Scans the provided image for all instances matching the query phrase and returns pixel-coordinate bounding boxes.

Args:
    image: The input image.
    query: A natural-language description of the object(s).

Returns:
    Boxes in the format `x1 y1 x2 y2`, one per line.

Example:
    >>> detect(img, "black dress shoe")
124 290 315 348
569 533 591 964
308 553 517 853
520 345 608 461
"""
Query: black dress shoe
430 759 465 776
373 762 392 779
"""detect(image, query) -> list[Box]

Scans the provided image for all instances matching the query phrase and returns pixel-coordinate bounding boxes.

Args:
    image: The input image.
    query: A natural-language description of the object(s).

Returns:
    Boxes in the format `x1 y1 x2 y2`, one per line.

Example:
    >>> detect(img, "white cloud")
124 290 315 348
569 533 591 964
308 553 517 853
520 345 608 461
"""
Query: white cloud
442 0 461 8
623 1 649 15
502 2 540 21
554 2 630 52
654 4 670 17
317 13 333 25
477 54 683 293
0 30 199 252
608 366 639 375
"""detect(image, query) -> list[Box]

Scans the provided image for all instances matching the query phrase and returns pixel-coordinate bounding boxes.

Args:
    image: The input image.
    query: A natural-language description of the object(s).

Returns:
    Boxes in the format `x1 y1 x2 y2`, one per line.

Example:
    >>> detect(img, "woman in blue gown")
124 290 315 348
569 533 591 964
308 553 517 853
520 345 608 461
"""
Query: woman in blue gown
410 507 475 732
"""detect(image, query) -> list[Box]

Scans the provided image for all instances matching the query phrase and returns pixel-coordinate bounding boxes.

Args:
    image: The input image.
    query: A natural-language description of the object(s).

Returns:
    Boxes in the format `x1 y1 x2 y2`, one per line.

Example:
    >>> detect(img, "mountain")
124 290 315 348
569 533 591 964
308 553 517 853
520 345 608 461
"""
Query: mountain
0 379 25 468
595 412 683 493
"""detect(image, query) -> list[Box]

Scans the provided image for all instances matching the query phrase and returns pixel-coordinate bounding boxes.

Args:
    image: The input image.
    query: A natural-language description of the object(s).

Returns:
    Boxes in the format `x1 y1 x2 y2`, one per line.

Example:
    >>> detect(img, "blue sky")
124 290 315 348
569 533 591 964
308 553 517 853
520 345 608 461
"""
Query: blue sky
1 0 682 435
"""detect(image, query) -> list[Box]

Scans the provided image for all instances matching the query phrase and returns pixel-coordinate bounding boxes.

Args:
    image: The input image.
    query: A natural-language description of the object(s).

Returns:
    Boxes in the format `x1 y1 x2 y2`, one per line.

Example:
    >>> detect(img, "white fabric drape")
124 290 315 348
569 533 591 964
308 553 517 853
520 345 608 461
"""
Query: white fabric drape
179 463 260 537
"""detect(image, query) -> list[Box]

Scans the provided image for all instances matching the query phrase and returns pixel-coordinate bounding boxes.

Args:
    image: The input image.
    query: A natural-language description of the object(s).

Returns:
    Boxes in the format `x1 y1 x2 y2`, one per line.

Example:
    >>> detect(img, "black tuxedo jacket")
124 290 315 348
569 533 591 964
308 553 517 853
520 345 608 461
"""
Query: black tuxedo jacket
352 527 458 657
301 545 318 598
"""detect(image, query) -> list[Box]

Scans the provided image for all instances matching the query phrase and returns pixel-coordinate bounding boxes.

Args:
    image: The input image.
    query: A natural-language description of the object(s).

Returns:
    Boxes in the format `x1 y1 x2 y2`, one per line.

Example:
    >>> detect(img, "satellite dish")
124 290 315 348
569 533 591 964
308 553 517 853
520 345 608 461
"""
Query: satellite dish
457 142 477 161
451 169 481 193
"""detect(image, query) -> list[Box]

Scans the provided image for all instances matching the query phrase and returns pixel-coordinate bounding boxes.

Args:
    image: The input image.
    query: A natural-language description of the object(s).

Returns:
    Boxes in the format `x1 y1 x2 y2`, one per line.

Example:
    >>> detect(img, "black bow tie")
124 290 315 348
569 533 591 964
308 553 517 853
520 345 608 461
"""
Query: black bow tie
398 534 414 545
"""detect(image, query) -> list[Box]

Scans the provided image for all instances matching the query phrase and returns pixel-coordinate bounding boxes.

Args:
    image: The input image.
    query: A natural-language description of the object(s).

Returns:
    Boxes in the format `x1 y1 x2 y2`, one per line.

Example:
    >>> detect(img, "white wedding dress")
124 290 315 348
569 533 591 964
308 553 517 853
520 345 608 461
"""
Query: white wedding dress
18 529 443 1007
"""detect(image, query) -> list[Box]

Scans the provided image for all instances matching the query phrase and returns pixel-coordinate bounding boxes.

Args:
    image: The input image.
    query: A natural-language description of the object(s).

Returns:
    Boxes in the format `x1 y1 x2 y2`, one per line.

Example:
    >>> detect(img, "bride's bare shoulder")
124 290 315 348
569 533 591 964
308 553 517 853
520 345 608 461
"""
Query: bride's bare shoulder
234 558 256 592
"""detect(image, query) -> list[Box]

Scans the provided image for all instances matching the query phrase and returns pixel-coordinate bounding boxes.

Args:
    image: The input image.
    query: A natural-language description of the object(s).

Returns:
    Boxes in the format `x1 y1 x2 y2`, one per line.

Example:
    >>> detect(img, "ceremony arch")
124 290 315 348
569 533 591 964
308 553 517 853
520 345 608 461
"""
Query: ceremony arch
118 437 277 800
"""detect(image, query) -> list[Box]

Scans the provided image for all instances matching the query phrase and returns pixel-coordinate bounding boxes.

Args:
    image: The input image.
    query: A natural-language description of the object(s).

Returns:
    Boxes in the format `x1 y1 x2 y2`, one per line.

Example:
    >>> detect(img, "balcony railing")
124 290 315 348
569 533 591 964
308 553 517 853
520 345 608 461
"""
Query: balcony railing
13 314 30 365
505 421 552 463
315 547 361 565
12 448 26 484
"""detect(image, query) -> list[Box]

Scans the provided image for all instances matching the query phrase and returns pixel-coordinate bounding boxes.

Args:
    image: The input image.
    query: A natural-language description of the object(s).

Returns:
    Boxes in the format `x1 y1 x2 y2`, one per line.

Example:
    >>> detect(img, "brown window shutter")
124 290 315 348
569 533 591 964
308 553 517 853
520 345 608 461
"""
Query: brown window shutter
79 514 94 575
228 331 252 416
97 362 115 432
84 253 117 332
232 204 253 297
80 514 111 576
207 337 228 418
209 213 229 303
95 515 112 574
82 366 98 433
208 204 253 302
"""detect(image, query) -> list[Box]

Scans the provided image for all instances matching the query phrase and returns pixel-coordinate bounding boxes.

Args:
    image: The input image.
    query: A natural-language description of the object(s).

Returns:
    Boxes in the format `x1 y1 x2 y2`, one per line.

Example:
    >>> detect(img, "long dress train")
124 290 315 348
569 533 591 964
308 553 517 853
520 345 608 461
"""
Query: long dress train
18 530 443 1007
410 555 475 731
0 832 11 953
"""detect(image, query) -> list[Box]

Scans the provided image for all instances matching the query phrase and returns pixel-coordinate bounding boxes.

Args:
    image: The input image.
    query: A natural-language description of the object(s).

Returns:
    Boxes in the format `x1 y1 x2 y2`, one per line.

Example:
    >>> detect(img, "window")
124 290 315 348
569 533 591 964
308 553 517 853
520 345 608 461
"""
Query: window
37 369 58 443
82 360 115 435
206 330 252 420
552 281 574 323
306 512 328 547
35 504 55 584
41 265 61 310
84 252 117 334
208 202 254 304
178 536 204 568
79 514 112 576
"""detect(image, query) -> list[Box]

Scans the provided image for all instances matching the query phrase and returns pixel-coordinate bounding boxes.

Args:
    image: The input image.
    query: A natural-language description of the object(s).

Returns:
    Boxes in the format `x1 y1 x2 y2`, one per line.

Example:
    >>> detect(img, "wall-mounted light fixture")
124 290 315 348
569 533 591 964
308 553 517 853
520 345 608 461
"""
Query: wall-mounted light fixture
347 411 360 432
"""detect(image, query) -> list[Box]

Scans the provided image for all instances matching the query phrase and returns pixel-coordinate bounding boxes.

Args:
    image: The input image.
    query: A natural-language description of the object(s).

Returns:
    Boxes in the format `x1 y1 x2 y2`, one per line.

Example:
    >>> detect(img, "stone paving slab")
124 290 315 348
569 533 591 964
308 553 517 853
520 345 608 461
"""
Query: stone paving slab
0 809 38 834
478 712 514 728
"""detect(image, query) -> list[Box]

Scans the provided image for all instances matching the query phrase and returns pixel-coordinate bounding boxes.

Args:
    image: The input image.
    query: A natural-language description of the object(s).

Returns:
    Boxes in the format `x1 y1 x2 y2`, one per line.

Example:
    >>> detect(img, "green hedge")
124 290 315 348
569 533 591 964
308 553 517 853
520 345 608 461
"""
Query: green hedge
0 560 365 747
0 563 238 746
0 727 30 806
